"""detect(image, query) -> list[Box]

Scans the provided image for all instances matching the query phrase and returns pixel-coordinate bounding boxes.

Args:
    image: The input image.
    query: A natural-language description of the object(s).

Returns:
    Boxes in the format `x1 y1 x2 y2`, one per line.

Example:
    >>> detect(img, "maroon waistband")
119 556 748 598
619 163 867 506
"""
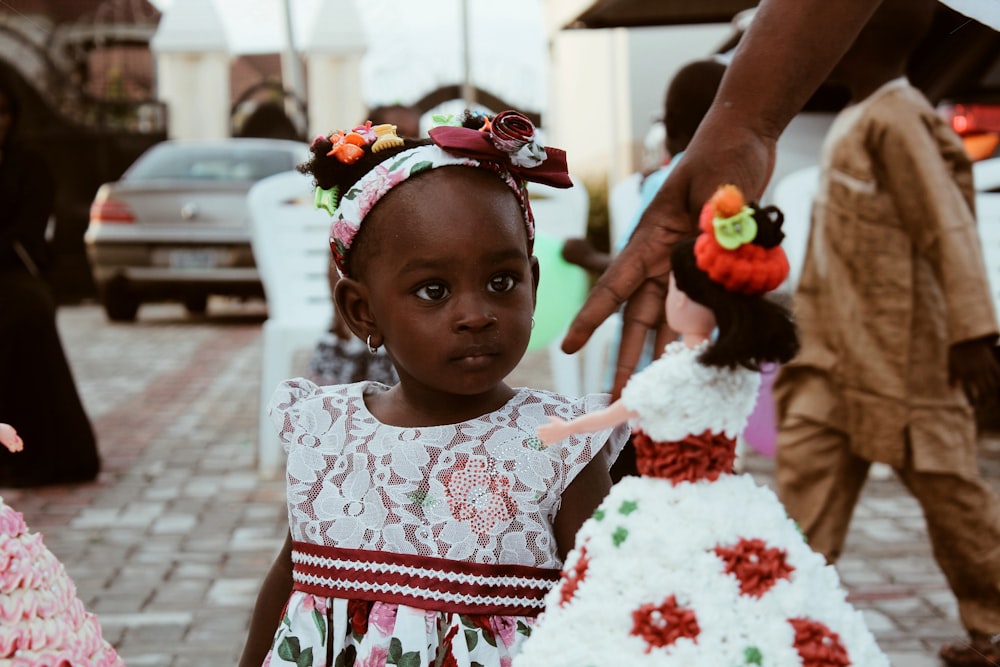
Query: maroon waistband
291 541 559 616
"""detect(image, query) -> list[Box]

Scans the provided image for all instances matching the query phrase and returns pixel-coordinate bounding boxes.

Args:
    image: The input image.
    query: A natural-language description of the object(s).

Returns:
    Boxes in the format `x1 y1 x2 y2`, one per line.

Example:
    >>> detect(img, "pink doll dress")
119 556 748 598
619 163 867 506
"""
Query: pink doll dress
264 379 629 667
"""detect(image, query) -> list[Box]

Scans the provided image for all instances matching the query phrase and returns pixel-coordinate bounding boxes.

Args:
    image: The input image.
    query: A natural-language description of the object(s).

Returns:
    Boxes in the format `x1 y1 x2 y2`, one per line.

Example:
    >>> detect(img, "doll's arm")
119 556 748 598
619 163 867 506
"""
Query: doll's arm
0 424 23 453
538 400 636 446
238 531 294 667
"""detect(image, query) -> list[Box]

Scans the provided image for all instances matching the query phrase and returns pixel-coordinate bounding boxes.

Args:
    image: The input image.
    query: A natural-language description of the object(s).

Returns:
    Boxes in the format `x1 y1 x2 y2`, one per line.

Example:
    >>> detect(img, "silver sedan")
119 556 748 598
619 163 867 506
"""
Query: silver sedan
85 138 309 321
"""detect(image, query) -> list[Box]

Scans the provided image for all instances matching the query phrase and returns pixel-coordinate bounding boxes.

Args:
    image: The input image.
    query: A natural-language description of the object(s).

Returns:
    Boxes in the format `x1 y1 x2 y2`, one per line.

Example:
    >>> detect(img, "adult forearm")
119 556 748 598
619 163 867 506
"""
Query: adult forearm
710 0 880 141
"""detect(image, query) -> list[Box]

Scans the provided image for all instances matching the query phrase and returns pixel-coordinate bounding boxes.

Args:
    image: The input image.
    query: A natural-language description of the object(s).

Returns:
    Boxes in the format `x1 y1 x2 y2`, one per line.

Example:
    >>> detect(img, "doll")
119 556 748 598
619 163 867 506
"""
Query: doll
513 186 890 667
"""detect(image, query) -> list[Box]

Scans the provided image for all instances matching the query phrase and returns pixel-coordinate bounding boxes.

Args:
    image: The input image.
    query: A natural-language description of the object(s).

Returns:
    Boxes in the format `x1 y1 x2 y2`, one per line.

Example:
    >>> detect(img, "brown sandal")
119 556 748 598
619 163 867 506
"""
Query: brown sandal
939 633 1000 667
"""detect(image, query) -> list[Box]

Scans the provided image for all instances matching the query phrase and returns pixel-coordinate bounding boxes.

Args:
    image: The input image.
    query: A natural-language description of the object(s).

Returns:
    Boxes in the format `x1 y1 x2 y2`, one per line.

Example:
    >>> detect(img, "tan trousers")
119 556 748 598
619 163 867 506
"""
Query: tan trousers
776 415 1000 635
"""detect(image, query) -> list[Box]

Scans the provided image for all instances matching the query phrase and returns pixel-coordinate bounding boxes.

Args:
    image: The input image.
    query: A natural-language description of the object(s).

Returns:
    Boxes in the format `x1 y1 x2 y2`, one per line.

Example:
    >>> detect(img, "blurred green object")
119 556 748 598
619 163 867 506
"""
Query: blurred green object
528 233 590 351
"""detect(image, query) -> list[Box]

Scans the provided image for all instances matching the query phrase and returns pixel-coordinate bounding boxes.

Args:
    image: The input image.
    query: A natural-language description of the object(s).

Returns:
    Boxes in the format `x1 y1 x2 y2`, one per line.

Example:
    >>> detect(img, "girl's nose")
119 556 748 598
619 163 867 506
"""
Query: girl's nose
453 297 498 332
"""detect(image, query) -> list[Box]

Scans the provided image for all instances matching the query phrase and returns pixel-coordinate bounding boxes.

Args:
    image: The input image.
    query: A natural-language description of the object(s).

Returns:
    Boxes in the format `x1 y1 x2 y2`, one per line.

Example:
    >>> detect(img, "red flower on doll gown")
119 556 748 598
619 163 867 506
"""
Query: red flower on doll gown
445 456 517 534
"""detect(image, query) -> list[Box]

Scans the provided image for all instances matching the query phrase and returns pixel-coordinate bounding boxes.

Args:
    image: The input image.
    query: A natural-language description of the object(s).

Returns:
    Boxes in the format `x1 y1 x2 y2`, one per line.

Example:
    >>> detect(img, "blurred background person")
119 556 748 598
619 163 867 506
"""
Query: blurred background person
0 73 99 487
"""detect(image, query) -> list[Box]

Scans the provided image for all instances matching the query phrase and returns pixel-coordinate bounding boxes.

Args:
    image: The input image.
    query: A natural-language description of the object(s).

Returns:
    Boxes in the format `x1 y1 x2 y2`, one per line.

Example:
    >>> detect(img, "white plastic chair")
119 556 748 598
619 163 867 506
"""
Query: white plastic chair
771 165 820 294
248 170 333 478
608 172 643 251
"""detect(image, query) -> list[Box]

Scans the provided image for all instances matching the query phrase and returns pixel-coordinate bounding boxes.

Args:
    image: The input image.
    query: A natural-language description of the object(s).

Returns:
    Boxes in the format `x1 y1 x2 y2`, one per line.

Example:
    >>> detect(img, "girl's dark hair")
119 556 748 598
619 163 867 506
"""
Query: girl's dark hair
671 237 799 371
297 111 486 193
297 111 512 277
298 135 429 194
297 132 430 277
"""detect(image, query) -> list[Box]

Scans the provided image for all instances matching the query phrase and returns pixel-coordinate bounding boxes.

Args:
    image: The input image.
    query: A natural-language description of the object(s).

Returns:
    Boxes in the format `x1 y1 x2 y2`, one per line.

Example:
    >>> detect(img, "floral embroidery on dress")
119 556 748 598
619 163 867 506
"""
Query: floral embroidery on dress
445 457 517 535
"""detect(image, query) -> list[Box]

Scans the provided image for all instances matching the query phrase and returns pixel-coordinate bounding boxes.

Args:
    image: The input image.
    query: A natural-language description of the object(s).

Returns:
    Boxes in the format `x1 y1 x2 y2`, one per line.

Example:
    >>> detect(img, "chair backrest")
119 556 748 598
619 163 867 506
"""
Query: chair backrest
608 172 643 252
527 176 589 241
248 170 333 325
771 165 820 294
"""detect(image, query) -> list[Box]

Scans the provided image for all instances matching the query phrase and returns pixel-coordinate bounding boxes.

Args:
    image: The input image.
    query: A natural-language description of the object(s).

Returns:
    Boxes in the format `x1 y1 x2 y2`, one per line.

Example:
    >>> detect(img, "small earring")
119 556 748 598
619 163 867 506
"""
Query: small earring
366 334 378 355
530 317 535 330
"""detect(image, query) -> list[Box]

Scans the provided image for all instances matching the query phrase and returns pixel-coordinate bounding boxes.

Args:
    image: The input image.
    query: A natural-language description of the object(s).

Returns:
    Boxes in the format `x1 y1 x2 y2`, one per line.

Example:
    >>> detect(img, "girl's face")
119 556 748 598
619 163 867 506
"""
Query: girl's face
352 168 537 403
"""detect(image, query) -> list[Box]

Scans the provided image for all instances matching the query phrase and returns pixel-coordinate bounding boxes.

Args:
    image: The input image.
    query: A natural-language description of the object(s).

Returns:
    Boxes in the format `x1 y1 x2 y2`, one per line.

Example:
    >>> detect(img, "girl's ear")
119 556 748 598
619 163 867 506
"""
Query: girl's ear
333 277 377 342
529 254 540 309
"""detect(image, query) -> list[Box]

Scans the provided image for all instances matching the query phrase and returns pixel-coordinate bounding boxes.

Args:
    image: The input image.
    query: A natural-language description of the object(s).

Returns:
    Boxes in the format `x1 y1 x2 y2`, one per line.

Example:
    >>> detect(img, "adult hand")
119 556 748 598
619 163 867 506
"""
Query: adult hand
948 337 1000 405
562 120 777 397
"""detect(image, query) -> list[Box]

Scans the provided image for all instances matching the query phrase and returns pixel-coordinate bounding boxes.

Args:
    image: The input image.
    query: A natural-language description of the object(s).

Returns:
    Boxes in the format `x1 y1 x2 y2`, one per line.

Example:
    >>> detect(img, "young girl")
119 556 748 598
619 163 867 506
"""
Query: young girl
515 186 890 666
238 111 629 667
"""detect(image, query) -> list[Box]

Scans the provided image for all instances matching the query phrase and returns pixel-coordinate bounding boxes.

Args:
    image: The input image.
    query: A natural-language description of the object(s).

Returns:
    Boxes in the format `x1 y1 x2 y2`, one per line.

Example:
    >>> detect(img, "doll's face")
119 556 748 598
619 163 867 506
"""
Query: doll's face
665 272 715 337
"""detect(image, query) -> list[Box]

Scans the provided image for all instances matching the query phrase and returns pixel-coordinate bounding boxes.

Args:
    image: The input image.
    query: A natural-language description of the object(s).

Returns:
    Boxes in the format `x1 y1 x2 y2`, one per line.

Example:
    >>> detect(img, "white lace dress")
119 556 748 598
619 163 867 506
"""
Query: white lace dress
514 342 890 666
263 379 629 667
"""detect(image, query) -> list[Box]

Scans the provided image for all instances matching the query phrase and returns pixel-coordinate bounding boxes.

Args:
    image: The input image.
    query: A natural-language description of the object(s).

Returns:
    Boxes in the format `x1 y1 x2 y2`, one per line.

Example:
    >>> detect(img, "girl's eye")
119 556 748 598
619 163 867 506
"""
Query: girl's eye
415 283 449 301
488 274 517 293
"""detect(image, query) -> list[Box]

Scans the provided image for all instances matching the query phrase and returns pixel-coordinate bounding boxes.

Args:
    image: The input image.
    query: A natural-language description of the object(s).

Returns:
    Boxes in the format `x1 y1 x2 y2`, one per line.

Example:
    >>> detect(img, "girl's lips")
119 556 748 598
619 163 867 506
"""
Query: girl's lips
451 347 499 370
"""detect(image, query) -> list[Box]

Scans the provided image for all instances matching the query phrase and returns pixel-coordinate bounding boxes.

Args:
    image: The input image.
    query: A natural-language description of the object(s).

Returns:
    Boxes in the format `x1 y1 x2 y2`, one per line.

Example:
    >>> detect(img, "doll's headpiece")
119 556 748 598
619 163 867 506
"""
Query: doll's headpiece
313 110 571 277
691 185 789 295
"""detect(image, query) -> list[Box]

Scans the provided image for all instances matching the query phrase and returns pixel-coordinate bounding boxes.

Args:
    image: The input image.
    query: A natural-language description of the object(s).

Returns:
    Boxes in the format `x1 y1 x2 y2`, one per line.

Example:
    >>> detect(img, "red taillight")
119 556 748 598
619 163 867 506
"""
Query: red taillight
90 198 136 224
941 103 1000 136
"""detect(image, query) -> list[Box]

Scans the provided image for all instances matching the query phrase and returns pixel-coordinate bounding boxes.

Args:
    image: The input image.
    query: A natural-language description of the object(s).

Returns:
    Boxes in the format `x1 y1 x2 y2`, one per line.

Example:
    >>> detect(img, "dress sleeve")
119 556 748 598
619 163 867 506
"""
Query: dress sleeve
267 377 320 453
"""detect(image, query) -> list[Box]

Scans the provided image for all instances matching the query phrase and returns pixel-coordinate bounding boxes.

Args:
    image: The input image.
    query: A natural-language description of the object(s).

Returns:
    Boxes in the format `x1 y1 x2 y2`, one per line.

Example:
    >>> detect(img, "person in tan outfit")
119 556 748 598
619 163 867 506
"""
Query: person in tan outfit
773 1 1000 665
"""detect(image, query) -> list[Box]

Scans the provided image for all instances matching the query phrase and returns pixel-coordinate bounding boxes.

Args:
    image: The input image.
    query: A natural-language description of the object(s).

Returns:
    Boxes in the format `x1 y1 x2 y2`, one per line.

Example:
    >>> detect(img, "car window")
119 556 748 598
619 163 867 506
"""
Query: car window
125 146 298 182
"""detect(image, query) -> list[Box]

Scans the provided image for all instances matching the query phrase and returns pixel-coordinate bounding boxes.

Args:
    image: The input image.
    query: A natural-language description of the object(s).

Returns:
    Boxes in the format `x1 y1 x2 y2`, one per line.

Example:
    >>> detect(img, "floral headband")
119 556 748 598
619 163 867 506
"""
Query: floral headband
314 110 572 277
692 185 789 295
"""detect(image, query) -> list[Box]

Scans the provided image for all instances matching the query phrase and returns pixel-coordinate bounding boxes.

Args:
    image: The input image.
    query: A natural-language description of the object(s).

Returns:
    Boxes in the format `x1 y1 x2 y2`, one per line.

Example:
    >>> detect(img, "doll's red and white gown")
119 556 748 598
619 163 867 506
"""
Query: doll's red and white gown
514 341 889 667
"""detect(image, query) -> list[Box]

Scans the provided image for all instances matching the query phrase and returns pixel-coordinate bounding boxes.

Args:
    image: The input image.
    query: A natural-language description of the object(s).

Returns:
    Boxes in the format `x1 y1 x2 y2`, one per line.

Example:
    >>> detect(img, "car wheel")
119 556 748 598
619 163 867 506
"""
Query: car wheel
184 294 209 315
101 279 140 322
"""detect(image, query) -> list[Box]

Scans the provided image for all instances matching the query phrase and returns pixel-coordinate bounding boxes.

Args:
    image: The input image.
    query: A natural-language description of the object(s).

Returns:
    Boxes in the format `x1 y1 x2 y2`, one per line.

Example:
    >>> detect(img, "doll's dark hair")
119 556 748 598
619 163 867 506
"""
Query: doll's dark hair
671 233 800 372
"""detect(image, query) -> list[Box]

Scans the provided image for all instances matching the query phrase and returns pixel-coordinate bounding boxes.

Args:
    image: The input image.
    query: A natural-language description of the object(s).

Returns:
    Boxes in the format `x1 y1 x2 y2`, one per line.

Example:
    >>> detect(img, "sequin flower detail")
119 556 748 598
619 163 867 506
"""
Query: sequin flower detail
445 457 517 534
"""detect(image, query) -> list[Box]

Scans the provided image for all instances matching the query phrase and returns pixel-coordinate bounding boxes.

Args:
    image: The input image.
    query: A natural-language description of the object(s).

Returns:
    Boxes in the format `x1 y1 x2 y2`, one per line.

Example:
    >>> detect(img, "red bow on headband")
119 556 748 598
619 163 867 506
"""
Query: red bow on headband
428 111 573 189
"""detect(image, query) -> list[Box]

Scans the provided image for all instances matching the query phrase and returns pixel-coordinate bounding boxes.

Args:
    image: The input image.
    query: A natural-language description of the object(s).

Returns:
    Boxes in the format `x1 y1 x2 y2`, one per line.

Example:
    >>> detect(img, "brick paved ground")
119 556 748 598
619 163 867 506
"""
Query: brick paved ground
2 299 998 666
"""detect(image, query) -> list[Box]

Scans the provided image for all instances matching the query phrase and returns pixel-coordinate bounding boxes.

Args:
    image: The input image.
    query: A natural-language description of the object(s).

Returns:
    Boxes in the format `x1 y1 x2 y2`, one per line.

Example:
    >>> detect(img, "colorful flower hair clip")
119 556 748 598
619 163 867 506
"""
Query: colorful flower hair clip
352 120 377 143
371 124 404 153
314 184 340 216
326 130 367 164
